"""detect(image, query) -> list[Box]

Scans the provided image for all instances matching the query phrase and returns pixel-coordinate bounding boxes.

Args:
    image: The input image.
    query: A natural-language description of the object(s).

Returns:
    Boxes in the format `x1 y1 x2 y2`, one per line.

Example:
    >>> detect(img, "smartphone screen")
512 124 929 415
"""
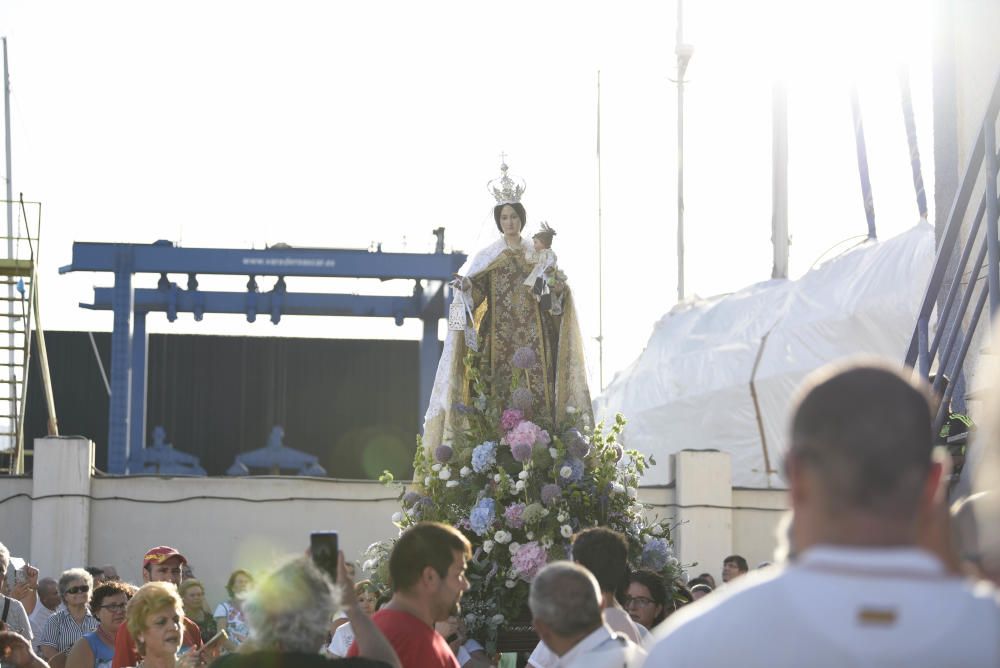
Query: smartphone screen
310 531 339 581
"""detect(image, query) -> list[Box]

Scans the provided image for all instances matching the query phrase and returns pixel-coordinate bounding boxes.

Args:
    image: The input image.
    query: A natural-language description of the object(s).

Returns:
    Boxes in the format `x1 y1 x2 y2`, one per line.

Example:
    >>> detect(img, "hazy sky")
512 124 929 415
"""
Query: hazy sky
1 0 934 393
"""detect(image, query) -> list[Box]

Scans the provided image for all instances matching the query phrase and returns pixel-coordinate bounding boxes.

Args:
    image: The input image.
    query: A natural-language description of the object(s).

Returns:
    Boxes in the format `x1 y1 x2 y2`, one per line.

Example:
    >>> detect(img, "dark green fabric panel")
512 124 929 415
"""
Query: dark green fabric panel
24 332 423 479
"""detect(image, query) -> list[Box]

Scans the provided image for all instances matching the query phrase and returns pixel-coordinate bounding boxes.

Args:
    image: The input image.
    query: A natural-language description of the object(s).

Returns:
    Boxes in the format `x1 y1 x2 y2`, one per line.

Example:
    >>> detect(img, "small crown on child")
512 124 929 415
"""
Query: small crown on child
534 222 556 238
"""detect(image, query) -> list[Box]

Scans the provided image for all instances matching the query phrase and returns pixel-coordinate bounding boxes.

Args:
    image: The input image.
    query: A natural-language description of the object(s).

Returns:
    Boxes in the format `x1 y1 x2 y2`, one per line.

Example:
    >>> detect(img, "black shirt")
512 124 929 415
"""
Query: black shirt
211 650 389 668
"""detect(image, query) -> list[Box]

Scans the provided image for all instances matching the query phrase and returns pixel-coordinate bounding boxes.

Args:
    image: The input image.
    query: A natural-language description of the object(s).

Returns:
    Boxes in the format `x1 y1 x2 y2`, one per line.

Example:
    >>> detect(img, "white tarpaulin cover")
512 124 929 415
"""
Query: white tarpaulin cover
594 221 936 488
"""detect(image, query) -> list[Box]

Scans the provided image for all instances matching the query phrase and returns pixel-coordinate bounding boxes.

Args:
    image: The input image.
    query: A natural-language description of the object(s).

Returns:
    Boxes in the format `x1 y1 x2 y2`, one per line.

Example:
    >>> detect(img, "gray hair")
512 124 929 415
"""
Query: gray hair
529 561 602 637
243 557 341 653
58 568 94 600
0 542 9 572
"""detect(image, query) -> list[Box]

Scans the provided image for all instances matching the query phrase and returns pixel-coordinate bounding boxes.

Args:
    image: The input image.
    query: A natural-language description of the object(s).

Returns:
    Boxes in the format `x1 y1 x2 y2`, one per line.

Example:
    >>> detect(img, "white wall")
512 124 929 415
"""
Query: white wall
7 441 786 604
0 477 33 558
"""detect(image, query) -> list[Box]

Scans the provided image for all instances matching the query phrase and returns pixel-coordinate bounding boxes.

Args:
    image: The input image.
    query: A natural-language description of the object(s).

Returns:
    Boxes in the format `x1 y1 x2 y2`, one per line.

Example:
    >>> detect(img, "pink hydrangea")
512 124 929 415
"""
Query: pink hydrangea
507 420 550 449
501 409 524 432
512 541 548 581
504 502 526 529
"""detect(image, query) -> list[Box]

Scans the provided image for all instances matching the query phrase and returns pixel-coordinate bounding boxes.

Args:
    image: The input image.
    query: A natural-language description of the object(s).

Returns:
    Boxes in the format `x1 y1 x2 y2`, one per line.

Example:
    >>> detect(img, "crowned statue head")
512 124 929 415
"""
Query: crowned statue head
488 160 527 235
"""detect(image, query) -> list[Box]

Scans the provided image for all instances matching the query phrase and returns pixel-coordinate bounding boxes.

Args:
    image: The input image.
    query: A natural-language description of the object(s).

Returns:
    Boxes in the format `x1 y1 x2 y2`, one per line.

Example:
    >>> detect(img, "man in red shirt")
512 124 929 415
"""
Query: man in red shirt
112 546 204 668
348 522 471 667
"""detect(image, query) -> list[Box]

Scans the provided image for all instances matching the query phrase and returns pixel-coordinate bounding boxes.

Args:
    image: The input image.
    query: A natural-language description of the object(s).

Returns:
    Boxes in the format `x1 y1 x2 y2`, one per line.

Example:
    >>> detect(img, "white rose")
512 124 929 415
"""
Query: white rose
424 476 432 487
509 542 521 555
542 536 554 548
391 511 403 523
627 486 638 499
566 405 577 414
541 508 550 517
494 474 502 483
611 482 625 495
439 468 452 480
514 480 526 492
526 531 535 540
518 470 529 480
560 524 573 538
549 447 558 458
669 556 680 567
495 531 512 544
651 524 664 536
483 540 495 554
431 463 442 472
505 580 517 589
491 614 505 625
643 534 653 544
446 480 460 488
560 466 573 479
557 511 568 522
460 466 471 477
362 559 376 572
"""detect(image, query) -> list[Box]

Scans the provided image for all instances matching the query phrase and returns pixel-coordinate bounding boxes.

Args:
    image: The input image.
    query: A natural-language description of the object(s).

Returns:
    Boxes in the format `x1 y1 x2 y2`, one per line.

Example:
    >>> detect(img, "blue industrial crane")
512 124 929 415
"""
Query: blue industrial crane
61 235 466 474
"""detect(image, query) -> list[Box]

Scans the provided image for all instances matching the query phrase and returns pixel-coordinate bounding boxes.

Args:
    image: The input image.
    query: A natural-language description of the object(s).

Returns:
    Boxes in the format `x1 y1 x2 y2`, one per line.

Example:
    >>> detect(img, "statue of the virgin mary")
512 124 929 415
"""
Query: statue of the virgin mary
422 162 592 454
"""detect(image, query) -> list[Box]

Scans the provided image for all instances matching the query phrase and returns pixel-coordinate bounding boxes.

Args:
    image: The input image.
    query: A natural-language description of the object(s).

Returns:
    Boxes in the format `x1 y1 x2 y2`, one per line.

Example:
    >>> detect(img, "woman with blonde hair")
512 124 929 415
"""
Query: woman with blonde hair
123 582 199 668
176 580 216 646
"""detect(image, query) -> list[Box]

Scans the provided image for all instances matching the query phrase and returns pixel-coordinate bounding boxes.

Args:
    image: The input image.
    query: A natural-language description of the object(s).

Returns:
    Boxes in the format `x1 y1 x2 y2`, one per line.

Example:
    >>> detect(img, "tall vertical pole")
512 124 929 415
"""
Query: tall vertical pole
3 39 14 452
771 81 789 279
676 2 685 303
675 2 693 302
898 67 929 220
596 70 604 392
850 86 877 240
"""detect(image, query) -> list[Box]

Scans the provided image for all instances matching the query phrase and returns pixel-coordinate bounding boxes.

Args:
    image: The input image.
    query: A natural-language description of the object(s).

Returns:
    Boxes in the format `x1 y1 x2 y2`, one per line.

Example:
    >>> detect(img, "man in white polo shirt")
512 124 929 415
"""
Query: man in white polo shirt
645 360 1000 667
529 562 645 668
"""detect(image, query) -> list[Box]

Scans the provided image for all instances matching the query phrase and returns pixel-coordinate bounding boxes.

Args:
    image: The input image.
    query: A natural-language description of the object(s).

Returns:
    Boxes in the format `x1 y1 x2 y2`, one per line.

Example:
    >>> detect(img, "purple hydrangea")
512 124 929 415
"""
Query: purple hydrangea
511 441 533 462
469 497 496 536
402 491 421 507
434 444 454 464
471 441 498 473
564 429 590 459
541 483 562 506
511 387 534 413
641 538 671 571
512 346 538 370
504 502 526 529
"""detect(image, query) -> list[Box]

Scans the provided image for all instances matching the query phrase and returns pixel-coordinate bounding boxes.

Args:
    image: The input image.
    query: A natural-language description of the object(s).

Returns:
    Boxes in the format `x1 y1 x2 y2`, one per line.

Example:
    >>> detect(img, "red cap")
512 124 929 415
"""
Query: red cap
142 546 188 569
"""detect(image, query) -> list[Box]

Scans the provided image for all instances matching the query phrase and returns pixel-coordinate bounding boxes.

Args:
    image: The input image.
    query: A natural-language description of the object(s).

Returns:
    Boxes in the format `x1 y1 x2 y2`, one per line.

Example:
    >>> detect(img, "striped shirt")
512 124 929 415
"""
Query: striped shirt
37 608 99 653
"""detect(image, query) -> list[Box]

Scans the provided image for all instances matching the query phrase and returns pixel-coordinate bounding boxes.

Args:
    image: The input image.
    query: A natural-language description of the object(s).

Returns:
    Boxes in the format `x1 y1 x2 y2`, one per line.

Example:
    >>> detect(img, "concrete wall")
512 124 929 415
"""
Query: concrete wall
4 441 787 605
0 477 33 558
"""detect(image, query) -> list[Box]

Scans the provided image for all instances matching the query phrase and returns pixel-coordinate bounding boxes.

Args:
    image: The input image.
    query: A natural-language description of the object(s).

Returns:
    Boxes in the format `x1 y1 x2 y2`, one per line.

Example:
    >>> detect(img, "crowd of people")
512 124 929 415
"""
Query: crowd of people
2 359 1000 667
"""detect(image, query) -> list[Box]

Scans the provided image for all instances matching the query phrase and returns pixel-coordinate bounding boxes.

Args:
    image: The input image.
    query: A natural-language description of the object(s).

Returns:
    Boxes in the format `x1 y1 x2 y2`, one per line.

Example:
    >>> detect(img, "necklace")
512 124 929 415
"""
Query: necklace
97 625 116 646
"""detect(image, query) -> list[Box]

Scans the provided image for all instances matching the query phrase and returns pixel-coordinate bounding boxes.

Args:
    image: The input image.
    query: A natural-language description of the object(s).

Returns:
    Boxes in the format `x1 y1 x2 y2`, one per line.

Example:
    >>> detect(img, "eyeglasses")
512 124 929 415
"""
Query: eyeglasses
66 585 90 595
99 603 127 611
624 596 655 608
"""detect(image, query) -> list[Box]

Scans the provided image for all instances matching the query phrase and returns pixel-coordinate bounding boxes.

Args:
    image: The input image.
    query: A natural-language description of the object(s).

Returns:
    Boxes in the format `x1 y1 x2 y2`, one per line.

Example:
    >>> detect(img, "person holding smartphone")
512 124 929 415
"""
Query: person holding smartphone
210 551 399 668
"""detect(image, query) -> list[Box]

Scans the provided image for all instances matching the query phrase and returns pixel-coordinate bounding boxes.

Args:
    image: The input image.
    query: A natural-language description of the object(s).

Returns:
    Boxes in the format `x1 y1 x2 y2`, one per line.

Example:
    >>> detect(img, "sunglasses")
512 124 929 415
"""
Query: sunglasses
99 602 127 611
66 585 90 595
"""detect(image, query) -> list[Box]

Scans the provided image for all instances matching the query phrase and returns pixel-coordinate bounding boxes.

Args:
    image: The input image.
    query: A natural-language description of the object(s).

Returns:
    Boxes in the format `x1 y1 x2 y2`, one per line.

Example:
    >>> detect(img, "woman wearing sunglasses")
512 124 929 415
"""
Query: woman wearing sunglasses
66 581 133 668
37 569 99 661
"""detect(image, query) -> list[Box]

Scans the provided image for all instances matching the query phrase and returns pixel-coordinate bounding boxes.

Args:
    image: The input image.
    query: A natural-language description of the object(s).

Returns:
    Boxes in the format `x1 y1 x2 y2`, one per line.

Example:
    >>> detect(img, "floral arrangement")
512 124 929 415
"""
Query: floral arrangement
369 346 682 653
